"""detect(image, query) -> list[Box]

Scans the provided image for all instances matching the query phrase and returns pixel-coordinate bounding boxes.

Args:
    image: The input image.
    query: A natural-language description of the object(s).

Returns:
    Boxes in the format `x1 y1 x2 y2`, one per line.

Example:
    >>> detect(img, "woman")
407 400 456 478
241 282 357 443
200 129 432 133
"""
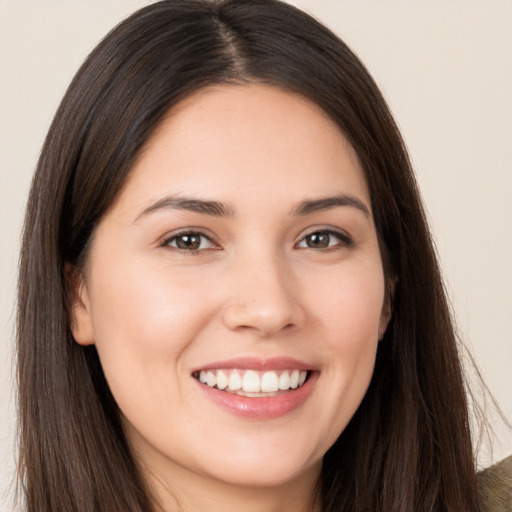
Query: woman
15 1 509 511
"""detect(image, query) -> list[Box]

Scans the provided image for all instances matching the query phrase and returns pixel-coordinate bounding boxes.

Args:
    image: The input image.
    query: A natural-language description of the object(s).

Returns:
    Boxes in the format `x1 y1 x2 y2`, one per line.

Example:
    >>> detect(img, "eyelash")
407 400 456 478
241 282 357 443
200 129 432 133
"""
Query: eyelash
161 228 353 254
295 228 353 251
161 230 218 255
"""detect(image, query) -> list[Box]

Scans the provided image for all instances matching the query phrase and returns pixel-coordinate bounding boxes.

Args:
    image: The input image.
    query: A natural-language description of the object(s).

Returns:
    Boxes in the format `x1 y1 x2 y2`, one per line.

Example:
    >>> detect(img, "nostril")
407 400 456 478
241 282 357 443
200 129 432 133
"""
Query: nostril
222 300 306 336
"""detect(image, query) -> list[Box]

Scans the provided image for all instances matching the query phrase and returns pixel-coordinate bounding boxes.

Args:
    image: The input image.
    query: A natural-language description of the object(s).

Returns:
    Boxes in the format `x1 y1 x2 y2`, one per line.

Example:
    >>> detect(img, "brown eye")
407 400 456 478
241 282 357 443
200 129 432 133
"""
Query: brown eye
166 232 214 251
304 232 330 249
297 230 350 250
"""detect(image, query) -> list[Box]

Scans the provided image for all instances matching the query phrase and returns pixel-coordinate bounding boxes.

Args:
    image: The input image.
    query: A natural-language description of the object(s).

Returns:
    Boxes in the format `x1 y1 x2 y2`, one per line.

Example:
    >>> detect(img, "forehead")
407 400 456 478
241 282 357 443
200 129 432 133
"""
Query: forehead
114 84 370 216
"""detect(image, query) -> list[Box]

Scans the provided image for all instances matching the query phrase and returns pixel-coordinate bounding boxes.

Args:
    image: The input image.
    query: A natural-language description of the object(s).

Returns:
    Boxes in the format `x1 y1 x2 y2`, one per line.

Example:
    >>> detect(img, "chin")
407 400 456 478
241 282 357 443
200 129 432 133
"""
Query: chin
194 438 323 489
206 456 321 490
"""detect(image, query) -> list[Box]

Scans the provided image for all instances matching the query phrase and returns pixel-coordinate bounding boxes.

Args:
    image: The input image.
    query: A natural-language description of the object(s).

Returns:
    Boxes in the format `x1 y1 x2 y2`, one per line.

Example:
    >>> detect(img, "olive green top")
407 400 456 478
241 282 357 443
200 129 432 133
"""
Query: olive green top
479 456 512 512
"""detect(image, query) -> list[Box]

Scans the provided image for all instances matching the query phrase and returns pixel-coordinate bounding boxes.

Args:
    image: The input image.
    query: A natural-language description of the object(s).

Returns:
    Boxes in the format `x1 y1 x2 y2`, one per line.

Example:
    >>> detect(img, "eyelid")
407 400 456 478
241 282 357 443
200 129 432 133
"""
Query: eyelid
160 227 220 252
295 226 354 249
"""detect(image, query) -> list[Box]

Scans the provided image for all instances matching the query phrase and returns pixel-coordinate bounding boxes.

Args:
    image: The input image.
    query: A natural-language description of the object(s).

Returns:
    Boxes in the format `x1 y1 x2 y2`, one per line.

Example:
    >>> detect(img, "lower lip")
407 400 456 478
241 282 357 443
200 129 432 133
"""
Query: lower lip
195 372 318 419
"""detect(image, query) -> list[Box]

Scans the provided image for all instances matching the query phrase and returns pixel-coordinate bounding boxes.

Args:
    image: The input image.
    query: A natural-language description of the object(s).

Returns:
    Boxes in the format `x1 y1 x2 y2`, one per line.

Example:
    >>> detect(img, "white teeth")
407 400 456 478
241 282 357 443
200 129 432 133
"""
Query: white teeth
242 370 260 392
228 371 242 391
260 371 279 392
216 370 228 390
197 368 309 393
290 369 300 389
278 371 290 390
206 371 216 388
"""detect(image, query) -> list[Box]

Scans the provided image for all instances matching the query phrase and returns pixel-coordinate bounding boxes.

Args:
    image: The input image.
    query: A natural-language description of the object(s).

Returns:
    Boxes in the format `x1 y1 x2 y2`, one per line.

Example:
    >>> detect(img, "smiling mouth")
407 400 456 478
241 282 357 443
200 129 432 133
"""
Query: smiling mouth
192 369 310 397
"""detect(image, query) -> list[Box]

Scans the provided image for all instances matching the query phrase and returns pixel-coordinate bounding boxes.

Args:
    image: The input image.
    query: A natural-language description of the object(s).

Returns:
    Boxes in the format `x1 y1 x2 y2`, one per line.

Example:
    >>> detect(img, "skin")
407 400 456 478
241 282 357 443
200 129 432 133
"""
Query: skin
71 84 391 512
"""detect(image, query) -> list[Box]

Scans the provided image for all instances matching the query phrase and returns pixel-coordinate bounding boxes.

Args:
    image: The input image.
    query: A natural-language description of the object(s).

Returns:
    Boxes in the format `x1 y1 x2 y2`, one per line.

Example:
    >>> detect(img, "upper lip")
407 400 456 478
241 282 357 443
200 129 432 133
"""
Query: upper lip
191 356 315 373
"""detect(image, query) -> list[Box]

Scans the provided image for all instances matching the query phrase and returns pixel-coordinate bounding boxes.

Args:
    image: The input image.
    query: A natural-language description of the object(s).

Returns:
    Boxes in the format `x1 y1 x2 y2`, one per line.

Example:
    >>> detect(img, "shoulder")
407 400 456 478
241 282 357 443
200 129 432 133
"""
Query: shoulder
478 455 512 512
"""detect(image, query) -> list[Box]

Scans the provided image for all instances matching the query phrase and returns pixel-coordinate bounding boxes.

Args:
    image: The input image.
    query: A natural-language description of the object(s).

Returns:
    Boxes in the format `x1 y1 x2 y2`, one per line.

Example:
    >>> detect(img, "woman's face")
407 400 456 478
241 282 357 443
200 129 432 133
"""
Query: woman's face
72 85 390 494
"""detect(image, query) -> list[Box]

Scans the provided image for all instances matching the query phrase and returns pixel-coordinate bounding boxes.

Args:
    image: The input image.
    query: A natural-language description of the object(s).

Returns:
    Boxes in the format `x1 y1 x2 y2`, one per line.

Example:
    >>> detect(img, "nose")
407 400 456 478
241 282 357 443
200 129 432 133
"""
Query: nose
222 253 306 337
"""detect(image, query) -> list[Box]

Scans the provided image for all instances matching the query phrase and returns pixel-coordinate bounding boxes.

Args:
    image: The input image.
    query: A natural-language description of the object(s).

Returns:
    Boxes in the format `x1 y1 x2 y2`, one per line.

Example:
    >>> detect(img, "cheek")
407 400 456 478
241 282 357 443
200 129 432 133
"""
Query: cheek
86 260 217 393
325 276 383 383
303 260 384 434
308 260 386 349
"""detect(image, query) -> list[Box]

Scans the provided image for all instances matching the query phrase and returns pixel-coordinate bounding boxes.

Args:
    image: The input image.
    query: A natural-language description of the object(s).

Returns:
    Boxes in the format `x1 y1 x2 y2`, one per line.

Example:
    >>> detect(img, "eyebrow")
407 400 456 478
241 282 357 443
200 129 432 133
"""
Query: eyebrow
292 194 370 217
136 196 235 221
135 193 370 221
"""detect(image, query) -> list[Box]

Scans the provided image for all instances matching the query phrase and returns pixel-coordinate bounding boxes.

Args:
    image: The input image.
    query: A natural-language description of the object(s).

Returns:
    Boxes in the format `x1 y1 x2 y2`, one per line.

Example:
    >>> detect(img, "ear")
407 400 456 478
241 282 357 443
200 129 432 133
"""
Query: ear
378 277 396 341
66 263 95 346
378 302 392 341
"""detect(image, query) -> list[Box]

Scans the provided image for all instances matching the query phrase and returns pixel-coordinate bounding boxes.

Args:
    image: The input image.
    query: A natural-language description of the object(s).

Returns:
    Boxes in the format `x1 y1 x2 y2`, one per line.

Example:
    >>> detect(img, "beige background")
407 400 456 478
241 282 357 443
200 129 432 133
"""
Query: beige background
1 1 511 509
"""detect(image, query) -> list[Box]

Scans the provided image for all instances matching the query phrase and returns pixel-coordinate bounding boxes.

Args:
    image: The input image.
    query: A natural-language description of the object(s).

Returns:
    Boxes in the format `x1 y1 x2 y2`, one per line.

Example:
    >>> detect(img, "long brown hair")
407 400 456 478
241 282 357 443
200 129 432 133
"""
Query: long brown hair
17 0 481 510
